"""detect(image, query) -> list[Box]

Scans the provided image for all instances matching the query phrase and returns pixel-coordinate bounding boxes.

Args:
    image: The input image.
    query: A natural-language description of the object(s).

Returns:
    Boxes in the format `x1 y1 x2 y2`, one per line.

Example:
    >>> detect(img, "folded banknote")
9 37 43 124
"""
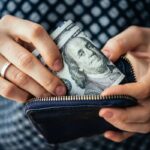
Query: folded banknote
32 20 125 95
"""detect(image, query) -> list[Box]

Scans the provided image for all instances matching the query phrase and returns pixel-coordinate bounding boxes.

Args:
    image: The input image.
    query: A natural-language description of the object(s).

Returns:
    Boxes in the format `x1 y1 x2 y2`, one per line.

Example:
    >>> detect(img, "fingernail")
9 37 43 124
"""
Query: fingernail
55 85 66 96
104 132 111 138
53 58 63 71
100 91 106 96
101 89 109 96
103 51 111 58
101 111 113 119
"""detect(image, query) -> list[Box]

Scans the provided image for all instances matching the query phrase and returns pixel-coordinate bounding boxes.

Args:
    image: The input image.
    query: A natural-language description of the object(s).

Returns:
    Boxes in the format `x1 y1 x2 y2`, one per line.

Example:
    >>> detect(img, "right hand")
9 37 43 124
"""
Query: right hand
100 26 150 142
0 15 66 102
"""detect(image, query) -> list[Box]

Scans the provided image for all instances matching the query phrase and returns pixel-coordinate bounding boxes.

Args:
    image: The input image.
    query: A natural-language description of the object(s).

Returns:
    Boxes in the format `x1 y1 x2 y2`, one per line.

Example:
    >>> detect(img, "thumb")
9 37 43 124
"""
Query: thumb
101 82 149 100
102 26 145 62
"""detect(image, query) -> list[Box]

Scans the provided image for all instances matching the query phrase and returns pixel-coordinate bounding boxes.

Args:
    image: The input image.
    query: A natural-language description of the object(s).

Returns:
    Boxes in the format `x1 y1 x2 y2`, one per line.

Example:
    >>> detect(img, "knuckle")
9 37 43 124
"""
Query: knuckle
43 76 58 92
14 72 28 86
1 15 12 23
128 25 140 32
44 77 54 88
1 84 14 97
128 26 144 38
17 53 34 68
30 24 45 39
107 37 125 51
114 38 126 51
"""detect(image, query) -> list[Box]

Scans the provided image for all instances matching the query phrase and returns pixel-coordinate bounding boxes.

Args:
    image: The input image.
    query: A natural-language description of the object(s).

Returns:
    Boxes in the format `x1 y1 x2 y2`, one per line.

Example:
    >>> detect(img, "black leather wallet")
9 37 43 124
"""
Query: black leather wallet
24 57 137 144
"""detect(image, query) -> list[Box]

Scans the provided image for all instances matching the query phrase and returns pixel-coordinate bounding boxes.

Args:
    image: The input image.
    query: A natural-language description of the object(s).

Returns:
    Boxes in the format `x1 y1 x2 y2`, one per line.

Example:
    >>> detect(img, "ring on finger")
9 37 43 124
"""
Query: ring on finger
0 62 12 78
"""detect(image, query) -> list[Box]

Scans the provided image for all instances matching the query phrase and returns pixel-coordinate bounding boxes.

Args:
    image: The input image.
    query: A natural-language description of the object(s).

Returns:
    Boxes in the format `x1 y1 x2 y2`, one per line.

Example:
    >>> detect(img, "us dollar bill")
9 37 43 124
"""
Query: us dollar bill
32 20 125 95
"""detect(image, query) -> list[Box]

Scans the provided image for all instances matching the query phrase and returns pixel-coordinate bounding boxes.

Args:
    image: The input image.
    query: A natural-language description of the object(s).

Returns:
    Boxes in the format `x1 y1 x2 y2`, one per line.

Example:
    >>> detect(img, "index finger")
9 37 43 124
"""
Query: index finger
0 39 66 96
1 15 63 71
101 82 149 100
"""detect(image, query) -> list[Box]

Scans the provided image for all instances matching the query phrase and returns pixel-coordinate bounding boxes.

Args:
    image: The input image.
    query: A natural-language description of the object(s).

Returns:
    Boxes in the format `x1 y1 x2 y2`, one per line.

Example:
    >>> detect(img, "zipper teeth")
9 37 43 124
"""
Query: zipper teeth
29 95 133 102
122 56 137 82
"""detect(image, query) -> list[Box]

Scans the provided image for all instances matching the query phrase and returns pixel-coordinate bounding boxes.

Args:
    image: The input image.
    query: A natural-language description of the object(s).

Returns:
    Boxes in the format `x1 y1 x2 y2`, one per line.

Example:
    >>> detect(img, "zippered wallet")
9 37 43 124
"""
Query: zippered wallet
24 57 137 144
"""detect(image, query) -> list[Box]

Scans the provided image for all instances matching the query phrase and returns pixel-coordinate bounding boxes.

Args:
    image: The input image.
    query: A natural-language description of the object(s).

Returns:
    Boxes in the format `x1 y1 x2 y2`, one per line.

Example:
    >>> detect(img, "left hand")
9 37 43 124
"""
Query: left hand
99 26 150 142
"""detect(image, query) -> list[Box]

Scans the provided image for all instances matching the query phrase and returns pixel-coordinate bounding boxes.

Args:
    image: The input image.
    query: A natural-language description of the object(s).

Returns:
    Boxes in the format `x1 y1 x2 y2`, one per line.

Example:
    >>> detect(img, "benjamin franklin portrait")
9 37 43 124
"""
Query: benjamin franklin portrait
62 37 122 95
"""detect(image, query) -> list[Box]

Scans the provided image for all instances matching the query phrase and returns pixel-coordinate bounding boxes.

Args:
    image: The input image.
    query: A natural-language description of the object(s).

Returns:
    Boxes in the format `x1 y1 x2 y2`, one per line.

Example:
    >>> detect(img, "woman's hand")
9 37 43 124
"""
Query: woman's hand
99 26 150 142
0 15 66 102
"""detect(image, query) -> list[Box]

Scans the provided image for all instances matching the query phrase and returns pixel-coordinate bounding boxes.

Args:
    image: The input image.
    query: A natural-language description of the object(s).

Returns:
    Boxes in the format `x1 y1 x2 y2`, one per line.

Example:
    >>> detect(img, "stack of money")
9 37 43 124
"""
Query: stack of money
33 20 124 95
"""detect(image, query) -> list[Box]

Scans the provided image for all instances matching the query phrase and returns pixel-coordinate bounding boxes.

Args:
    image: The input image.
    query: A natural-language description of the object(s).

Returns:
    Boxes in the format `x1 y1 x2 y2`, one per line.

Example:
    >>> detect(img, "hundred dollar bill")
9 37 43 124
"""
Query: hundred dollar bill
32 20 125 95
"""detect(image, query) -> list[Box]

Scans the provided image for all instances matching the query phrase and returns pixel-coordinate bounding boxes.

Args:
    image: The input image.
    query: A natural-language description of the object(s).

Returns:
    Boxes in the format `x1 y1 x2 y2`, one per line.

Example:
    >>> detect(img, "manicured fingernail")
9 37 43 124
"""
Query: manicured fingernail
101 111 113 119
53 58 63 71
55 85 66 96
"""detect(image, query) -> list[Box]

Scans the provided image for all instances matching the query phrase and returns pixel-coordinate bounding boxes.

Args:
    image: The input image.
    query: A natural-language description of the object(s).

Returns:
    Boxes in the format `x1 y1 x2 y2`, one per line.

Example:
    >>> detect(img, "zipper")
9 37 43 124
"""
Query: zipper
26 57 137 105
25 95 137 113
28 94 135 102
25 94 137 111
